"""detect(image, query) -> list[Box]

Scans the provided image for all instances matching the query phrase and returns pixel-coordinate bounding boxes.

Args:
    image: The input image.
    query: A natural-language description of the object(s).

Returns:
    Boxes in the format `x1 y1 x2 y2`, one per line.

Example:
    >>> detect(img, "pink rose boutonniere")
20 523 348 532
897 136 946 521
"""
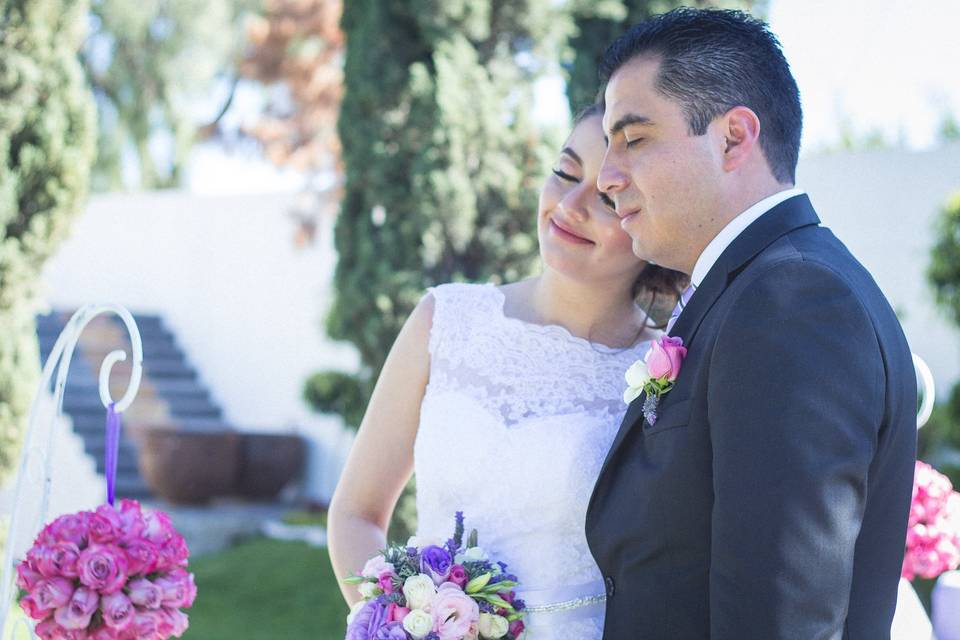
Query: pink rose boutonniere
623 335 688 425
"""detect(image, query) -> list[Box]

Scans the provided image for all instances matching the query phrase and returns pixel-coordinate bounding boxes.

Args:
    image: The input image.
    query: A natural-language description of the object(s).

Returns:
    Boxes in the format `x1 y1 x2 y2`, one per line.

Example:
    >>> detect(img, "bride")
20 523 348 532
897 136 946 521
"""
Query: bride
327 104 685 638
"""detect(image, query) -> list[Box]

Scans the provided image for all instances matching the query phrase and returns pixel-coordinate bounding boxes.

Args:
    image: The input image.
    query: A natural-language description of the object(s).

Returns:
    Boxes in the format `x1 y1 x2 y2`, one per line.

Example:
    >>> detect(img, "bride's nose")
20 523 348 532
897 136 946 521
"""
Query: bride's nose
559 187 590 223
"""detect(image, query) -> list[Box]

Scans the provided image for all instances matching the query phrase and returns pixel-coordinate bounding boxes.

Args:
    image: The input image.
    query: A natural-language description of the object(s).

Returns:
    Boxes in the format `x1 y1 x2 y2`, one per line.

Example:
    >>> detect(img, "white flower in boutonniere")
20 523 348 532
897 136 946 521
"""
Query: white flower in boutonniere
623 336 688 425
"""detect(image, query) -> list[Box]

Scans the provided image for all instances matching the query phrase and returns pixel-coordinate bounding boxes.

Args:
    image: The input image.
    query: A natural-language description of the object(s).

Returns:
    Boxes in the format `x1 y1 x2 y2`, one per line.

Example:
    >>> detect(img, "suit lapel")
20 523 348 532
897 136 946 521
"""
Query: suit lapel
592 195 822 493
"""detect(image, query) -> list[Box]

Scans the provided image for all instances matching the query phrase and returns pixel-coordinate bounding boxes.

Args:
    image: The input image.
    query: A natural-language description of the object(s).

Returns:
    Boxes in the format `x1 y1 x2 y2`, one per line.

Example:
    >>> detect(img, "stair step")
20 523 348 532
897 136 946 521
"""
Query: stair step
72 415 232 434
63 396 222 418
39 338 183 360
113 472 152 500
56 378 212 401
85 450 141 475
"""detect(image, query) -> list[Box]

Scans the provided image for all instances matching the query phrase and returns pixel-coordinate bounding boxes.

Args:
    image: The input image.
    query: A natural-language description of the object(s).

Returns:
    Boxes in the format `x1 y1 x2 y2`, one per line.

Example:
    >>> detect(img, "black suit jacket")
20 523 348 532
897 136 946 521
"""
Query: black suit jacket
585 195 917 639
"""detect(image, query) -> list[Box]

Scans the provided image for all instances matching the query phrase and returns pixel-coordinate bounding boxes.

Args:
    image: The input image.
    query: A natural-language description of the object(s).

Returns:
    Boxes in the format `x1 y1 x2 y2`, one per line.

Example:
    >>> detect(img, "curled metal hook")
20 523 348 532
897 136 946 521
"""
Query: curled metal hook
914 353 935 430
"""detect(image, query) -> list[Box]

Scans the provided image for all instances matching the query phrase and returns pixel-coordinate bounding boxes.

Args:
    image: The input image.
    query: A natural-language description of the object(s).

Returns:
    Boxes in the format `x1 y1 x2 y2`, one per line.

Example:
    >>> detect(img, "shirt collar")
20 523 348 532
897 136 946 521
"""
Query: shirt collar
690 187 806 287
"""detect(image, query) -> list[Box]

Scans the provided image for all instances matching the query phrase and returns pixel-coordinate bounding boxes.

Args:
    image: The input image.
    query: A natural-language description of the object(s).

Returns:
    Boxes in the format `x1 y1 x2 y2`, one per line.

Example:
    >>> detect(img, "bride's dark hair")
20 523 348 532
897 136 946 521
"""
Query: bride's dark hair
572 104 689 329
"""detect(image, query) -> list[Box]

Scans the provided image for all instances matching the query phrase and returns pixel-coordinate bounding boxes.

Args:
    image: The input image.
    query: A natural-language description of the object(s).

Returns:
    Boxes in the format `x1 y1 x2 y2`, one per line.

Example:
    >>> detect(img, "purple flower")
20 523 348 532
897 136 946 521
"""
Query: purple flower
346 597 390 640
419 545 452 585
374 621 410 640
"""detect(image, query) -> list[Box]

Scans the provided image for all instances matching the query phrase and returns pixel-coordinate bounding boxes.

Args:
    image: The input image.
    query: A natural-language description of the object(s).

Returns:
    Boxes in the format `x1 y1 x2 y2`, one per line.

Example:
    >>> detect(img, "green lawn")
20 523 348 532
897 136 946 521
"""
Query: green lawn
187 538 348 639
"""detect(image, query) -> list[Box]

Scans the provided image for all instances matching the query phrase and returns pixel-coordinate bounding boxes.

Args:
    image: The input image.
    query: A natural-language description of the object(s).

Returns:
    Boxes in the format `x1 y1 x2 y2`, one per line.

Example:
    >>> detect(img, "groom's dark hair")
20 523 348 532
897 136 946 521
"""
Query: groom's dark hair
599 8 802 184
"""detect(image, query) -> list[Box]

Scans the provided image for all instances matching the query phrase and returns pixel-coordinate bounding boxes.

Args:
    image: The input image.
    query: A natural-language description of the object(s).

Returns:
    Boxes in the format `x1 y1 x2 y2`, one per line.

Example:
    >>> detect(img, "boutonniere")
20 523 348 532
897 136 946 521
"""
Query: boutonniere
623 336 688 425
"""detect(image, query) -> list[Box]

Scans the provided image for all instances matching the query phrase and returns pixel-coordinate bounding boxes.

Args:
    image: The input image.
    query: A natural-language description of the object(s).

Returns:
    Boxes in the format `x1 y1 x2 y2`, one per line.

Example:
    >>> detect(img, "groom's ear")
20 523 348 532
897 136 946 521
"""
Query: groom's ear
719 106 761 173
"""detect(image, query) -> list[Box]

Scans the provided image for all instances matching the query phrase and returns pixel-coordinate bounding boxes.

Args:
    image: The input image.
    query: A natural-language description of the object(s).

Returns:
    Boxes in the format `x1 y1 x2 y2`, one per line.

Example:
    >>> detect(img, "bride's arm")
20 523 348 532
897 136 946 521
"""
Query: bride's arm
327 293 434 606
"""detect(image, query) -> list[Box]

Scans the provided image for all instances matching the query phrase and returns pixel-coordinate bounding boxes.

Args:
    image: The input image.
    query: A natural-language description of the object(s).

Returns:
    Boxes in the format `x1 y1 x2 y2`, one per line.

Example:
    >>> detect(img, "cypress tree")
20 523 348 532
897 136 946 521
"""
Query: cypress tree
0 0 96 479
306 0 559 430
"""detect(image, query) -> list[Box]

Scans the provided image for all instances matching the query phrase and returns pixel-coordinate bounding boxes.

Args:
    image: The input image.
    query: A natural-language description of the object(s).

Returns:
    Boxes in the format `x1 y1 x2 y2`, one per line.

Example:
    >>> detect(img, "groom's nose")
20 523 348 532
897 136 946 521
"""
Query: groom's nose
597 151 629 202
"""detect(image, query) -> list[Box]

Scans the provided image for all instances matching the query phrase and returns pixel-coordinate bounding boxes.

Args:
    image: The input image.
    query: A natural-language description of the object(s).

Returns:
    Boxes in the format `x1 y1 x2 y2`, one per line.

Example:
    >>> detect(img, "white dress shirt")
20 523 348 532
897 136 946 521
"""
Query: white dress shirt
690 187 806 287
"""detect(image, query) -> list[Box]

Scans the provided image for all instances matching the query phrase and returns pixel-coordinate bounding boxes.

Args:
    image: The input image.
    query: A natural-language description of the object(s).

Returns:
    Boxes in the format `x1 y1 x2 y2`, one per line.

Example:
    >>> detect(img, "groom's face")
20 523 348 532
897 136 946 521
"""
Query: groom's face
599 56 723 274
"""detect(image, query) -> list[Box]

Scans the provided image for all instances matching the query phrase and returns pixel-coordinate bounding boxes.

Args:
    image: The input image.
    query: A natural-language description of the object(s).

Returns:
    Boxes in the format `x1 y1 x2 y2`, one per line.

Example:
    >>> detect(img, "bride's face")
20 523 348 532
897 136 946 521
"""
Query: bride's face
538 114 646 285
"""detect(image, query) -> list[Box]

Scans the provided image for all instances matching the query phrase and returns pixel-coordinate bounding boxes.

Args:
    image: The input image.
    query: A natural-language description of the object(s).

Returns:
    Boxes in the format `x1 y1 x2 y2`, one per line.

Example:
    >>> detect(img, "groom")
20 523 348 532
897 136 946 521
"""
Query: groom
585 8 917 639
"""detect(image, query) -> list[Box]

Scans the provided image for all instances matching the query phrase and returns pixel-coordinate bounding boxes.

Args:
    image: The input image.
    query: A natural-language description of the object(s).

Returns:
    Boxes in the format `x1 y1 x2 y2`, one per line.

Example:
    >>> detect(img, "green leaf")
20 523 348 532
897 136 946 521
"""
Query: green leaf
465 572 492 593
483 594 512 609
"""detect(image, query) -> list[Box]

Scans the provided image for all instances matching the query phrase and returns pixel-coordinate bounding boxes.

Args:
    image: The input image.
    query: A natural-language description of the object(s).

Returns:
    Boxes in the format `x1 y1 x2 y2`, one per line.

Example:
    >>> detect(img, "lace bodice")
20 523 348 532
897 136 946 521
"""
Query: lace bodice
413 283 651 639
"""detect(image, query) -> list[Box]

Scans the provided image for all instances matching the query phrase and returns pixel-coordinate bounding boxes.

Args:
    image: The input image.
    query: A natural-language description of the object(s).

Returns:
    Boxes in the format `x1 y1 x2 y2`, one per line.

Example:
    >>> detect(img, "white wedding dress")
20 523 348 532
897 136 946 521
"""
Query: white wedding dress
414 283 651 639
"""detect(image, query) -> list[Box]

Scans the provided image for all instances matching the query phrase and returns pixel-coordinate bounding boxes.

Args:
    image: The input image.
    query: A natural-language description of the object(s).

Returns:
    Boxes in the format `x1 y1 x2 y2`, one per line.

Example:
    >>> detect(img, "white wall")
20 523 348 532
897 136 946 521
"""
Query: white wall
797 142 960 394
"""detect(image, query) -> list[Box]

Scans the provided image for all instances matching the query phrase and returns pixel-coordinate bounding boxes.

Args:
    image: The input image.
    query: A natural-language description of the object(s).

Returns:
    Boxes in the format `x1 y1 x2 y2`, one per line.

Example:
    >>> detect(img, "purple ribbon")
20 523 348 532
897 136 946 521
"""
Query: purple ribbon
105 402 121 506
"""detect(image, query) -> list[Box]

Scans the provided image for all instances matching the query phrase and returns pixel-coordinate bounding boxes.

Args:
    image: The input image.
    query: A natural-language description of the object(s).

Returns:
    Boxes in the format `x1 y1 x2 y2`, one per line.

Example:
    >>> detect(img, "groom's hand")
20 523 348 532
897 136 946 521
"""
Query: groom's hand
708 261 882 638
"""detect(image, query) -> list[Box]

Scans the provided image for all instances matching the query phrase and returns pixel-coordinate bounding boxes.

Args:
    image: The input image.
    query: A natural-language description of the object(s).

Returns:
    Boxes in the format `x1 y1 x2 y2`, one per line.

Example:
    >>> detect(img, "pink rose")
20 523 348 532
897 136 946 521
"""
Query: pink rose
54 585 99 629
46 542 82 578
509 619 525 637
89 506 124 544
33 577 75 611
378 573 395 594
127 609 160 639
116 500 147 544
391 605 410 622
123 539 159 577
127 578 163 609
360 554 395 580
33 618 60 640
16 561 43 591
157 607 189 637
448 564 468 589
101 591 135 631
31 543 81 580
646 336 687 381
154 569 196 608
47 513 89 548
430 583 479 640
78 544 128 594
142 510 175 546
30 547 61 579
19 594 52 621
156 533 189 571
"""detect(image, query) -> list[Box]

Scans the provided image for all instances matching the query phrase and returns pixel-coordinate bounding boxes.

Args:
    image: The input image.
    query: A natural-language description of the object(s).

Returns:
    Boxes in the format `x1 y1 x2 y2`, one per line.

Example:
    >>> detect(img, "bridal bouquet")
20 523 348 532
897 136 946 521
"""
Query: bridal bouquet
344 512 526 640
902 460 960 581
15 499 195 639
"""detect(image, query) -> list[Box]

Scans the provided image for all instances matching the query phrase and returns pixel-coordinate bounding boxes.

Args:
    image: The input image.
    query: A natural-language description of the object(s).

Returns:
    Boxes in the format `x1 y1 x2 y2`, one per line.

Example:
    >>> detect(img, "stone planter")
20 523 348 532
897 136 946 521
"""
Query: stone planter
236 433 305 500
137 427 240 504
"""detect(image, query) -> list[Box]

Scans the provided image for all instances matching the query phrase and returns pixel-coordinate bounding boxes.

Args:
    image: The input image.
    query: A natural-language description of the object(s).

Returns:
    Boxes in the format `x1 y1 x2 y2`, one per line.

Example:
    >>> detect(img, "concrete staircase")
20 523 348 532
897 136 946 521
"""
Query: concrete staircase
36 312 229 500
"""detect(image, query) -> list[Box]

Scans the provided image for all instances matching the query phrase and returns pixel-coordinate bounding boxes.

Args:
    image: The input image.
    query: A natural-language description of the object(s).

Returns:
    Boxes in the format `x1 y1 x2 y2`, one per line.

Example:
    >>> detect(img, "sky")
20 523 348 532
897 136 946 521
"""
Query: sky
186 0 960 195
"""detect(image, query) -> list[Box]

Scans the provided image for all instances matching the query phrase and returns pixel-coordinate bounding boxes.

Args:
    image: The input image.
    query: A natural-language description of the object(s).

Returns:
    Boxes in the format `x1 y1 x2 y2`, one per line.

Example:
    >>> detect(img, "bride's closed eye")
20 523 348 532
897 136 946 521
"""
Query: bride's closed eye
598 191 616 210
552 168 579 182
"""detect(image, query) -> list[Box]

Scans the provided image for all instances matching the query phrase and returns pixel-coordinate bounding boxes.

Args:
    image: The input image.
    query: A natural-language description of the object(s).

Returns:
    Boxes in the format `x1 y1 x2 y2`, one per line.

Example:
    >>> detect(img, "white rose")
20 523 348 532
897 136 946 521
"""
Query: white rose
358 580 381 599
463 546 488 562
623 358 651 404
402 609 434 639
402 574 437 610
345 600 366 625
361 555 394 579
406 535 424 547
406 535 442 548
478 613 509 639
